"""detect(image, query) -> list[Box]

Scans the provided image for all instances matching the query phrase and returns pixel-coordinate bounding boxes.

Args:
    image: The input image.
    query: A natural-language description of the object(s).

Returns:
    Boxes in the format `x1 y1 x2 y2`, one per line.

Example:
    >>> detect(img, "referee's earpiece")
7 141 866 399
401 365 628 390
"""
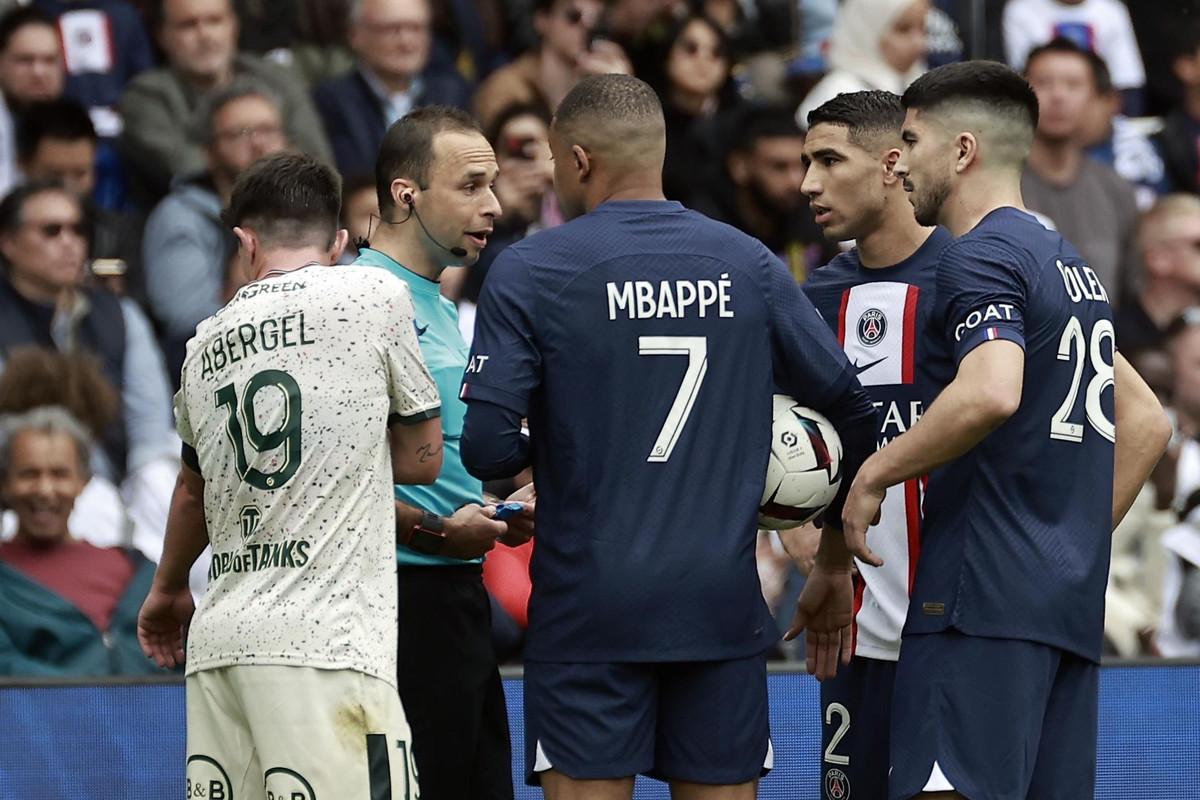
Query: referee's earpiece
401 192 414 205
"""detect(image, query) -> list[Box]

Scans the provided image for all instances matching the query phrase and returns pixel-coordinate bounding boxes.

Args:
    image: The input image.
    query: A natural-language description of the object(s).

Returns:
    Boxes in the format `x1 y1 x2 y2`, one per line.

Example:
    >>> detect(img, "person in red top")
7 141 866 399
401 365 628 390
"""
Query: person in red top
0 405 167 675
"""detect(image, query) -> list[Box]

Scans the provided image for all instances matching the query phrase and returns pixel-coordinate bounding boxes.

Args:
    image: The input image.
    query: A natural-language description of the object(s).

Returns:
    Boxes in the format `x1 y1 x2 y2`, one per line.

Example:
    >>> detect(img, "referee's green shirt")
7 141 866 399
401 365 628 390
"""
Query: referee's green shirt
355 248 484 566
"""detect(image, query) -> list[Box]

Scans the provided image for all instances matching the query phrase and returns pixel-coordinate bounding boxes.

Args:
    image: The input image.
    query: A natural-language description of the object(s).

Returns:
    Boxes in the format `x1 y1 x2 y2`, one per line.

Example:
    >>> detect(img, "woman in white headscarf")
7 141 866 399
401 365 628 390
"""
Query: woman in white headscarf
796 0 930 129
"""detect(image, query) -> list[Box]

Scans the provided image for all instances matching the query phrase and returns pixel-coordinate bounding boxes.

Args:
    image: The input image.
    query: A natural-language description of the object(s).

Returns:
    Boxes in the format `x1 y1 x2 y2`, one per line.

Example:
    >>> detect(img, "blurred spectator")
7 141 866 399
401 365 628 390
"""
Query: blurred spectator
654 14 745 204
694 0 791 62
31 0 155 137
1158 499 1200 657
1022 37 1138 304
17 99 140 289
1154 20 1200 196
1002 0 1145 115
924 2 965 68
312 0 471 179
689 105 837 284
233 0 294 57
119 0 330 205
340 171 378 263
141 80 289 382
796 0 928 129
457 102 554 325
1115 194 1200 353
796 0 836 63
0 183 177 550
0 406 172 676
289 0 357 84
472 0 630 133
481 537 531 662
1080 54 1167 211
0 7 64 197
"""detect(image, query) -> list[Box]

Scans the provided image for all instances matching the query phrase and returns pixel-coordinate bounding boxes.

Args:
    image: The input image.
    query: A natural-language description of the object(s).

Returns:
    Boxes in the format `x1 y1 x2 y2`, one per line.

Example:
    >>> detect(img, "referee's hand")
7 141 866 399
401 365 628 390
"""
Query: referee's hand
442 504 508 560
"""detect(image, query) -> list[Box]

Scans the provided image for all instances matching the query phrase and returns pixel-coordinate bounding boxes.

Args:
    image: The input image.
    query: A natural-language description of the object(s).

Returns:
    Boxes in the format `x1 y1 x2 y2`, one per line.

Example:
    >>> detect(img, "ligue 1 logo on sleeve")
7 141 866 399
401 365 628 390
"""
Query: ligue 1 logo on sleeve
825 767 850 799
856 309 887 347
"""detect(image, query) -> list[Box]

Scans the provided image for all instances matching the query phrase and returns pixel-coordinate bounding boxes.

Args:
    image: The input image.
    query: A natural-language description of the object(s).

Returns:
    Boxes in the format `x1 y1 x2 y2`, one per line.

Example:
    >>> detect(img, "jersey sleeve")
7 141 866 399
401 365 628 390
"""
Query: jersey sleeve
765 251 857 405
379 280 441 425
937 237 1028 364
173 380 200 474
459 248 541 415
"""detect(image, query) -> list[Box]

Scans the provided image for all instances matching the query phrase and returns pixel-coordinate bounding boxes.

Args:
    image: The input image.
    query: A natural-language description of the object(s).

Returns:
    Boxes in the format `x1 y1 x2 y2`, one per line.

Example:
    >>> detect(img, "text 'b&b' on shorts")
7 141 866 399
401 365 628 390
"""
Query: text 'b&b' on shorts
186 664 420 800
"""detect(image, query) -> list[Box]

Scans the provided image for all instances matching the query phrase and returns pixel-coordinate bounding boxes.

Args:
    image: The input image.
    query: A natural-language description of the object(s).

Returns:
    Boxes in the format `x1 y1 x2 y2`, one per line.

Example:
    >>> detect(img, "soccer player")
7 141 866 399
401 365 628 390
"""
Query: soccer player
353 106 531 800
793 89 951 800
137 151 443 800
811 61 1169 798
458 74 879 800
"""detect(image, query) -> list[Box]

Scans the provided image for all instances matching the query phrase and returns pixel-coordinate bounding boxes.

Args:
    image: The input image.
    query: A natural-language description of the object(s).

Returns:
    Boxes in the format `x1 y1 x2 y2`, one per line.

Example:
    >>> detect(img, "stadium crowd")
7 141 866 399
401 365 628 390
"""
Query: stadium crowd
1 0 1199 676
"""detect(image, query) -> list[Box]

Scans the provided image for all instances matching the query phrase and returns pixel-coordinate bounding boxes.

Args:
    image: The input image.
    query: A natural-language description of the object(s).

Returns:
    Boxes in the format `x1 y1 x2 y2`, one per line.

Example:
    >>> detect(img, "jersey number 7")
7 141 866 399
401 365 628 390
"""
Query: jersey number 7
638 336 708 463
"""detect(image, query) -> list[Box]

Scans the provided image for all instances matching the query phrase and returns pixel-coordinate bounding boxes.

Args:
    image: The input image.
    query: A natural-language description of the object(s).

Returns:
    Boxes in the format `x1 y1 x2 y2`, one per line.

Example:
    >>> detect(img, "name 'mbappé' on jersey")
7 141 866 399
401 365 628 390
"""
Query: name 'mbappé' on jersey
175 266 440 683
913 208 1115 662
802 227 951 660
460 200 875 663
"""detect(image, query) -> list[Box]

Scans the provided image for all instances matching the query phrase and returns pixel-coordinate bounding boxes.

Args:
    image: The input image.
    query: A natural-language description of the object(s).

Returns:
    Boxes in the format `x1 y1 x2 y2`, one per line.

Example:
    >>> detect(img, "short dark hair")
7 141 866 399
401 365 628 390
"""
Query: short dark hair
728 105 802 155
17 99 96 160
224 152 342 250
807 90 905 149
0 179 78 238
194 77 283 146
1025 36 1114 95
375 105 482 219
902 60 1040 132
556 74 664 137
0 6 56 53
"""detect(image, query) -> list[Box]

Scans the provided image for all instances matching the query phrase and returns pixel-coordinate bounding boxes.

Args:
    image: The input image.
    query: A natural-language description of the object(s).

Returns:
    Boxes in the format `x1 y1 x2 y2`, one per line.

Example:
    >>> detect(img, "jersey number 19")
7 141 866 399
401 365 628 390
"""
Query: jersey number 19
215 369 303 490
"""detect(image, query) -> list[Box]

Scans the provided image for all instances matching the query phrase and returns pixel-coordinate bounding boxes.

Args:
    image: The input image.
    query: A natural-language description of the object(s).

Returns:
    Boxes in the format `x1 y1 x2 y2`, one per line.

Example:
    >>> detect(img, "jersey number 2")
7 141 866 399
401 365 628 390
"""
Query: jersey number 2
215 369 303 490
1050 316 1115 443
638 336 708 462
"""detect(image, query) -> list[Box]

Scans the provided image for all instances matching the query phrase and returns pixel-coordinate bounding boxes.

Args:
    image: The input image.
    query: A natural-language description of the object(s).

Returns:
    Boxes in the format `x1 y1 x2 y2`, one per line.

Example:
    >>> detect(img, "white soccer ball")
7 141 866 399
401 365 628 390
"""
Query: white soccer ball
759 395 843 530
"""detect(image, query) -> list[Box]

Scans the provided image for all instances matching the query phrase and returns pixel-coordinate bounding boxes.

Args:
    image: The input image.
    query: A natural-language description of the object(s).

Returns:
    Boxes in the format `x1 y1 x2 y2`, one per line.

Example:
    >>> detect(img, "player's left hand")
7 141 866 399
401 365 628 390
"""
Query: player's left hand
785 564 853 681
841 472 885 567
137 584 195 669
500 482 536 546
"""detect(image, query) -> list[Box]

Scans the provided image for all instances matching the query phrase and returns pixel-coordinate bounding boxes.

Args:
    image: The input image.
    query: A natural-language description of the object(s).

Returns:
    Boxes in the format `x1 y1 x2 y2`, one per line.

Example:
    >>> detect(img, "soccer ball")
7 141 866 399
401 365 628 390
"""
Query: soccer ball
759 395 843 530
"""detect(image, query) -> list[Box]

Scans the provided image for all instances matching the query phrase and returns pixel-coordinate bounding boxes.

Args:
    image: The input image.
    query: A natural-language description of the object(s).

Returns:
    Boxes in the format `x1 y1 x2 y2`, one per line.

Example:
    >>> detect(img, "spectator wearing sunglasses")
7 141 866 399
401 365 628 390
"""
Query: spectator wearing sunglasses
652 14 745 205
0 180 177 505
472 0 630 133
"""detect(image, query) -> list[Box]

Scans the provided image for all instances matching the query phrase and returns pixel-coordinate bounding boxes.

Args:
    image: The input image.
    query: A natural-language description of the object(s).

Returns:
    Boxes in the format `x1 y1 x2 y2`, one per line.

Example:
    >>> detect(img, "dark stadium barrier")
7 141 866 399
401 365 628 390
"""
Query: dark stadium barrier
1 662 1198 798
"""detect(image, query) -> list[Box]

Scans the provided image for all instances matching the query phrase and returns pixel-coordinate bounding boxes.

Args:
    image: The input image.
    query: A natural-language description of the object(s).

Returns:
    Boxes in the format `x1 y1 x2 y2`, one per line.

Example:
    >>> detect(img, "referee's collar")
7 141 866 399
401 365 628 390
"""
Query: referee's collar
357 248 442 298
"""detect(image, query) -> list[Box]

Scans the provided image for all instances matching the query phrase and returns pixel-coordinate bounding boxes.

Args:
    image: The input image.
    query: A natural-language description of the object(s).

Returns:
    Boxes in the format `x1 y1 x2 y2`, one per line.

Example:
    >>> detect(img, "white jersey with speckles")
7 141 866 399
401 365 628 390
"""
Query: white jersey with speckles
175 265 441 684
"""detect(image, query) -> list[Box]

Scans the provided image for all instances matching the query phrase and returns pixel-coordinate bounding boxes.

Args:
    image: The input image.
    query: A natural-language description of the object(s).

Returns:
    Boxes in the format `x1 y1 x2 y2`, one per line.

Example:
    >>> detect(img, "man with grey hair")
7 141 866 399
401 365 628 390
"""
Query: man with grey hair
141 80 291 384
119 0 330 206
0 406 170 676
312 0 471 178
459 74 878 800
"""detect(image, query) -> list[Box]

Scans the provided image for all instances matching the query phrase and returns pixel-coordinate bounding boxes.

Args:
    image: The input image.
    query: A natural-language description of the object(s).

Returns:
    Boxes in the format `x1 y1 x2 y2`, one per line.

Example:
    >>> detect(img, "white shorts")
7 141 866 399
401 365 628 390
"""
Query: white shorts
186 665 419 800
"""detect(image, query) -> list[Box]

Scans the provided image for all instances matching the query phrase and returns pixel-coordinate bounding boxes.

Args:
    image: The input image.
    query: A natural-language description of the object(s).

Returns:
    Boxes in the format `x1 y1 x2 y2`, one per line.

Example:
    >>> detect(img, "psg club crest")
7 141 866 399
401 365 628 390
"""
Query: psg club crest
825 767 850 799
856 308 887 347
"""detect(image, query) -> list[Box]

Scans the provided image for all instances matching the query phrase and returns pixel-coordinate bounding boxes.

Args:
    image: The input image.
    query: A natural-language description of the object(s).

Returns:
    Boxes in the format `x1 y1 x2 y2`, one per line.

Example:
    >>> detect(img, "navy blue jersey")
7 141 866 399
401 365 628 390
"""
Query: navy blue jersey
802 228 951 659
911 208 1115 662
461 200 873 662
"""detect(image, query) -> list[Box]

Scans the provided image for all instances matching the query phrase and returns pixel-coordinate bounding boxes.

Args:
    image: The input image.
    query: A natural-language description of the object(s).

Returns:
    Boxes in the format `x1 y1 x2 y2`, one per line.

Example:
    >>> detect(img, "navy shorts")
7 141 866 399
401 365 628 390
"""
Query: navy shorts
820 655 896 800
523 655 772 786
889 630 1099 800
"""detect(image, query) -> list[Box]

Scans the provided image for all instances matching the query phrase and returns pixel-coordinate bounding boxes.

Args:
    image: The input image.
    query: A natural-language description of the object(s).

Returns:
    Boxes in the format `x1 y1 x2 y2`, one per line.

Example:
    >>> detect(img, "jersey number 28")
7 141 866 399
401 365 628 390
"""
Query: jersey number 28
1050 316 1115 443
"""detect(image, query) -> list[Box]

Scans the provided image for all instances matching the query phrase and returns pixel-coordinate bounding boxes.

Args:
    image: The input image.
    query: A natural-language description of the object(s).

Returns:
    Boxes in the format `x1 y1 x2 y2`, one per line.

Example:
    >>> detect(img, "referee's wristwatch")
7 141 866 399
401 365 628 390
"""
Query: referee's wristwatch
404 510 446 555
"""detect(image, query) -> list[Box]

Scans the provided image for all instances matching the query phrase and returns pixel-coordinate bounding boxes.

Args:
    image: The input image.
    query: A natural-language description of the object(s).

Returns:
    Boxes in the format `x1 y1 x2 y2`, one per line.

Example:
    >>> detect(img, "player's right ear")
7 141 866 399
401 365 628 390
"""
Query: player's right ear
882 149 902 184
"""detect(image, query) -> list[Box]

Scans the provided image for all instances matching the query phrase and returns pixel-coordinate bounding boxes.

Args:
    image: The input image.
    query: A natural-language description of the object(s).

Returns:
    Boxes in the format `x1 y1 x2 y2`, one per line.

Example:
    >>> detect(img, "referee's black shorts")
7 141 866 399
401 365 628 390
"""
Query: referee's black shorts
398 563 514 800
